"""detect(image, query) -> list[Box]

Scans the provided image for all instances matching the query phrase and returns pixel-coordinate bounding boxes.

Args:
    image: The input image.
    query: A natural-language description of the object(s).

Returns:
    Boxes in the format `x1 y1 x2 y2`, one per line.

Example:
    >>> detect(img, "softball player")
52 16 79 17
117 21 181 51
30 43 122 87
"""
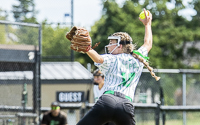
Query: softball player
93 69 105 102
77 9 153 125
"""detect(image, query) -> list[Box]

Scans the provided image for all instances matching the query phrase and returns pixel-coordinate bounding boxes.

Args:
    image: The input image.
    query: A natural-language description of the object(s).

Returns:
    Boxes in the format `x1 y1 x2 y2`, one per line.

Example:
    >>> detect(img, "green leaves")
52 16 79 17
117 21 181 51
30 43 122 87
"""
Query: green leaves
12 0 37 23
42 24 71 61
86 0 200 69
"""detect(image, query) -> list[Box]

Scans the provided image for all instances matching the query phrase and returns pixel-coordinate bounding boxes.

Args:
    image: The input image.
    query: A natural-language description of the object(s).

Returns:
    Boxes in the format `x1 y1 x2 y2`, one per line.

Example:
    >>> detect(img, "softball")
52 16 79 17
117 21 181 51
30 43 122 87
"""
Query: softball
139 11 149 19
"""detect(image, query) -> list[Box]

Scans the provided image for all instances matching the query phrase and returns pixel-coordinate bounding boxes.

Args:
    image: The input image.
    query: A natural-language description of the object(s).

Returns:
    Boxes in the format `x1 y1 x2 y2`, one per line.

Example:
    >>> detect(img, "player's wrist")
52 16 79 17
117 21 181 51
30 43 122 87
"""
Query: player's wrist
86 48 93 53
144 23 151 26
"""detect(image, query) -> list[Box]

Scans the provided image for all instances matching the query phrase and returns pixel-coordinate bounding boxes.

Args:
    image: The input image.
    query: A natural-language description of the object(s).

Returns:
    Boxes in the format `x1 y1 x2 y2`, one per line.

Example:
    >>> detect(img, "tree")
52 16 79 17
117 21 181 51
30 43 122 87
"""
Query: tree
41 21 71 61
75 0 200 69
0 25 6 44
12 0 37 23
189 0 200 27
0 9 6 44
9 0 39 46
15 26 39 45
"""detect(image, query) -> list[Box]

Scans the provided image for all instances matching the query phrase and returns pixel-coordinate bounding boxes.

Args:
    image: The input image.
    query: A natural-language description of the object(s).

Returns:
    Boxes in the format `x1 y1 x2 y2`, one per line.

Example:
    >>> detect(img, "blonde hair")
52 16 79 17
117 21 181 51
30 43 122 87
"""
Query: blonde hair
111 32 160 81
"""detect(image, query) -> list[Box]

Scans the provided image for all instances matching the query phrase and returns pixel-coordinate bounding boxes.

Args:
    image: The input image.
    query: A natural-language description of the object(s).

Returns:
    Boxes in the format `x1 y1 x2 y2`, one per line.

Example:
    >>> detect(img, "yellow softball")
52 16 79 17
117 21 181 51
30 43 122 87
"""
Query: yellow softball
139 11 149 19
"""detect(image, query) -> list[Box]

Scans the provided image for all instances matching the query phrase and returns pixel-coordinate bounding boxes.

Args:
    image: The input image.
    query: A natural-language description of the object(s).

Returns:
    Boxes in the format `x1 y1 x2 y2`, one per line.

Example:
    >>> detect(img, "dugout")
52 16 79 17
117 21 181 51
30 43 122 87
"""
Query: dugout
0 44 37 71
0 61 94 107
40 62 93 106
0 44 93 124
0 44 39 108
0 43 94 110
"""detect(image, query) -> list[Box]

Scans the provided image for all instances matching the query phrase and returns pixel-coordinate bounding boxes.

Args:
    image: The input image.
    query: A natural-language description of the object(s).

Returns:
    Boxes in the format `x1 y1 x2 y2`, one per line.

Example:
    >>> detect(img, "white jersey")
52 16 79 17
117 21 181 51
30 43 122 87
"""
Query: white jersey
95 46 148 101
93 85 105 102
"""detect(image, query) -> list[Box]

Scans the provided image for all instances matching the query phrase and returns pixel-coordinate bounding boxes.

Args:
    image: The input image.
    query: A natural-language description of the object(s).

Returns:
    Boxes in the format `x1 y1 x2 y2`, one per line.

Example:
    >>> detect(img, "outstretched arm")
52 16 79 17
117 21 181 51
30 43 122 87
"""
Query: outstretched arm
86 49 104 64
139 9 153 52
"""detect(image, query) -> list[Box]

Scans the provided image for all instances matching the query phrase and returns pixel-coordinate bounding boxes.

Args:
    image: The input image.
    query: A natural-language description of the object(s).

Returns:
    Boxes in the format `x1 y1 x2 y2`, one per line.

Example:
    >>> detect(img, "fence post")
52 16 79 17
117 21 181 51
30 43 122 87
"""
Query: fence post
155 101 161 125
160 87 165 125
182 73 186 125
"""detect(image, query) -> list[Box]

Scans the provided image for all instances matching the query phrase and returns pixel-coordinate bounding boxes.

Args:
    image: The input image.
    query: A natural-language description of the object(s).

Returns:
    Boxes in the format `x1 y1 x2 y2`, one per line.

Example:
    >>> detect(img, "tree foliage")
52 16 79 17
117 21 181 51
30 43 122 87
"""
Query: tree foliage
10 0 72 61
41 21 71 62
75 0 200 69
7 0 39 46
5 0 200 69
12 0 37 23
0 9 7 44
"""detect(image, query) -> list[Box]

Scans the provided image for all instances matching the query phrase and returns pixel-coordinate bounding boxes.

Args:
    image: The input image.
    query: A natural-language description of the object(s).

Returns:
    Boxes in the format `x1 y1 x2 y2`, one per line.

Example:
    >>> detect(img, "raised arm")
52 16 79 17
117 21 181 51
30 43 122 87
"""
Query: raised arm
139 9 153 52
86 49 104 64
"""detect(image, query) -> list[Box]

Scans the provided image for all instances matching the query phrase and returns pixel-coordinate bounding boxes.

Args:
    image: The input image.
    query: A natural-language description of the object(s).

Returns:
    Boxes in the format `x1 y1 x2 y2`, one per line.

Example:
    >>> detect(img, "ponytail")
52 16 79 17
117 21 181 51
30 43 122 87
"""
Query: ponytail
131 51 160 81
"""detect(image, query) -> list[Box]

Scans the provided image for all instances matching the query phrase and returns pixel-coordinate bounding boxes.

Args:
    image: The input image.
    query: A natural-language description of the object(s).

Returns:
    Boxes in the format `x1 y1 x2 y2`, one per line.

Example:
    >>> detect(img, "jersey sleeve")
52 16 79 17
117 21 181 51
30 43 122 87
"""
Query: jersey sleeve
138 46 148 57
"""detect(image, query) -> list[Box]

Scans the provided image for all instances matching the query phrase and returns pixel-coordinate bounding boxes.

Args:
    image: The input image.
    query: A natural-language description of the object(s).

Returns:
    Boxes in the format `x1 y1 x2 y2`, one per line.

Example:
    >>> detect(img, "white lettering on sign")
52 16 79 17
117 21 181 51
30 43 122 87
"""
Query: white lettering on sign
58 92 83 102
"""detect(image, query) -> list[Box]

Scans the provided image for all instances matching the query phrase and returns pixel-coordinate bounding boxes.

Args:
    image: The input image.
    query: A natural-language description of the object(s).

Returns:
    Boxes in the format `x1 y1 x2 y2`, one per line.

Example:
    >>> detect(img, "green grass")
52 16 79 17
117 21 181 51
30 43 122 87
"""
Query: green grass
136 119 200 125
135 111 200 125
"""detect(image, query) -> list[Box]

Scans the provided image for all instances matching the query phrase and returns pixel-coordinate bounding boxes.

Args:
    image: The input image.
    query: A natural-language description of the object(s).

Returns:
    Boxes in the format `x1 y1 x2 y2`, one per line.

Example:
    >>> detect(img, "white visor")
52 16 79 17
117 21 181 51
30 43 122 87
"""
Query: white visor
108 36 121 46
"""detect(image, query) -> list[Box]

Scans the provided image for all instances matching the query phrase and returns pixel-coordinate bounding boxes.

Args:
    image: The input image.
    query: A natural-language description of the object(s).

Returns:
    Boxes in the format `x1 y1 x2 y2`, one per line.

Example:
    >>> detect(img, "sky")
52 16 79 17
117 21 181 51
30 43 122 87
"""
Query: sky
1 0 123 30
0 0 196 30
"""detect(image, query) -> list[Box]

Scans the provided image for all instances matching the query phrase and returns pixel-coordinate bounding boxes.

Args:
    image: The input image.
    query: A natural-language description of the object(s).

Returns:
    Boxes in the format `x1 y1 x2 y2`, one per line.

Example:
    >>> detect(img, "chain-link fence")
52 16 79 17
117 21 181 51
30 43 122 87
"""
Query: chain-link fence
0 20 41 124
137 69 200 106
134 69 200 125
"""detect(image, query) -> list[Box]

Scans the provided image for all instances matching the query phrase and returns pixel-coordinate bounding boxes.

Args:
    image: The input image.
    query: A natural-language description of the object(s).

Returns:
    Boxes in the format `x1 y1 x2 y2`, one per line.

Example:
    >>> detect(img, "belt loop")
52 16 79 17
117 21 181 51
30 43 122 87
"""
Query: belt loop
114 91 117 96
